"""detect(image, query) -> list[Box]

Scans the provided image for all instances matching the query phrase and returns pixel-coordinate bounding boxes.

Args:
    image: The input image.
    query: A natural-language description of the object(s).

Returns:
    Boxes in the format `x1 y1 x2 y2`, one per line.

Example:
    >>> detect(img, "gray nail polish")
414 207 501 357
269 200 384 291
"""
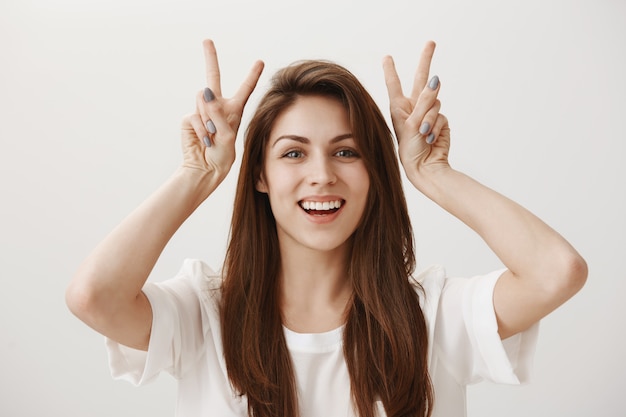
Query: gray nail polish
428 75 439 90
202 136 212 147
206 120 216 134
203 87 215 102
419 122 431 135
426 133 436 144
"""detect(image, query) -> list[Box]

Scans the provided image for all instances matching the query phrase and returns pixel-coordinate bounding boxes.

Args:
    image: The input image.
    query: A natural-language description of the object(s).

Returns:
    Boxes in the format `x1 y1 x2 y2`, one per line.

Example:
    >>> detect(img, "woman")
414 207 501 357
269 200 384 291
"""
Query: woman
66 39 587 417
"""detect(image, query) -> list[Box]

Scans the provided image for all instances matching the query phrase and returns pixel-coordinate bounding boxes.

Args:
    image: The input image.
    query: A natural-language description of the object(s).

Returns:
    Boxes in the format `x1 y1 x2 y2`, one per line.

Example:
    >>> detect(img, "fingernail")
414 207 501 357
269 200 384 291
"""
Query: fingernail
206 120 216 134
202 136 212 147
419 122 430 135
203 87 215 102
428 75 439 90
426 133 436 144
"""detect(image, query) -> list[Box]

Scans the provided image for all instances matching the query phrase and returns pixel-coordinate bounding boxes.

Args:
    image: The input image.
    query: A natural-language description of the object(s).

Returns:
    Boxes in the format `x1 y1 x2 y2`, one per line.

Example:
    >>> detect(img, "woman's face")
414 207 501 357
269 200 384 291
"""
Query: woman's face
256 95 370 256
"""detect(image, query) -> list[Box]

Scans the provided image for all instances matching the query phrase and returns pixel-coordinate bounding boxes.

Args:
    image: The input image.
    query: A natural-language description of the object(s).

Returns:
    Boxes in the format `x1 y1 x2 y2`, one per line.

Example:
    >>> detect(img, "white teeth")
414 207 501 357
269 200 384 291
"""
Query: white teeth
300 200 342 211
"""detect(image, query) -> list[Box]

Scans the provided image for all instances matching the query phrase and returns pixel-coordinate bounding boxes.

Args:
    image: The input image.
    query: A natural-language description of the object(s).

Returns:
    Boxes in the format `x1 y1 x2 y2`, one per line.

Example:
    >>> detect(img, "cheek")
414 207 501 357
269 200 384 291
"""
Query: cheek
263 166 298 197
346 166 371 194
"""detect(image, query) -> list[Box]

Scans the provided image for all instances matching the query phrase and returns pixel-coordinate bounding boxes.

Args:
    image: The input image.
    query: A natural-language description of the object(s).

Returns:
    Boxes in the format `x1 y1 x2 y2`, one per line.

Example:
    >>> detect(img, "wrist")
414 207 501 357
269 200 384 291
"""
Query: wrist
405 162 453 198
173 165 223 206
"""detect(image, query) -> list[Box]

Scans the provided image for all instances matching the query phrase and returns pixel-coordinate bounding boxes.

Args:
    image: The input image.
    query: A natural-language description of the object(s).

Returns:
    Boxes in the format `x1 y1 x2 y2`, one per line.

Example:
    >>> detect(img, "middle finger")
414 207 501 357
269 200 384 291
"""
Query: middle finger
410 40 436 101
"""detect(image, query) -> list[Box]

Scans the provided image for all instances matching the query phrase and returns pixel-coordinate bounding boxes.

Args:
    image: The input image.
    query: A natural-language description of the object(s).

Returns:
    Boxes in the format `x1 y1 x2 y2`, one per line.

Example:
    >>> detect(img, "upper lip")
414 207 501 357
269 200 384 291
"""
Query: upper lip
298 195 344 203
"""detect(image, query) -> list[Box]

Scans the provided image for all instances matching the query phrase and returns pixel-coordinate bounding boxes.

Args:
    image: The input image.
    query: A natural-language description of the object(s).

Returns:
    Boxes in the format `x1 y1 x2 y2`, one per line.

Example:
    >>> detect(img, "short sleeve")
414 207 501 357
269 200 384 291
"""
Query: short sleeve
433 269 539 385
105 259 219 386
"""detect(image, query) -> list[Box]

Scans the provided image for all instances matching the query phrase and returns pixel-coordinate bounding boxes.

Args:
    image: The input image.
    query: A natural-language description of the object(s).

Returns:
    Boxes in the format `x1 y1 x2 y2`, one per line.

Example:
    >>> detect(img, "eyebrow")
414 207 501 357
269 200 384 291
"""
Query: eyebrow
271 133 353 148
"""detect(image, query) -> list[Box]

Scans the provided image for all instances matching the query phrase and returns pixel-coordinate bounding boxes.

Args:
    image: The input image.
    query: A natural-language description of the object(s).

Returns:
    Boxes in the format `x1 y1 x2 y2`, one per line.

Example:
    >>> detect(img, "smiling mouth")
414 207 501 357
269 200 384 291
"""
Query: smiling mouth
299 199 344 215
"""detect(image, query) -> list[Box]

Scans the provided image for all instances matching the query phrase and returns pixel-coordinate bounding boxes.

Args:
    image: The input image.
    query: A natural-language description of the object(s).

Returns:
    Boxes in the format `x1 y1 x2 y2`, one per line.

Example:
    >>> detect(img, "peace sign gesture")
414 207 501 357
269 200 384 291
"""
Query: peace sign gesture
181 40 264 180
383 41 451 185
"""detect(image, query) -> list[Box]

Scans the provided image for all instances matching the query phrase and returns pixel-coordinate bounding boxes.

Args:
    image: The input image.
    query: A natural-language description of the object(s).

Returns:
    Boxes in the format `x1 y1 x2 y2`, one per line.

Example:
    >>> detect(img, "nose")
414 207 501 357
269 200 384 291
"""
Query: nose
307 154 337 186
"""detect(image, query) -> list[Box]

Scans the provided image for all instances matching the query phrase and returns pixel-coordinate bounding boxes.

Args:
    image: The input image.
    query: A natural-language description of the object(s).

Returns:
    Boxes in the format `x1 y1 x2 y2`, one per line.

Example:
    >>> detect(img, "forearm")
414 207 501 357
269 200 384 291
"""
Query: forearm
69 166 220 306
408 166 584 282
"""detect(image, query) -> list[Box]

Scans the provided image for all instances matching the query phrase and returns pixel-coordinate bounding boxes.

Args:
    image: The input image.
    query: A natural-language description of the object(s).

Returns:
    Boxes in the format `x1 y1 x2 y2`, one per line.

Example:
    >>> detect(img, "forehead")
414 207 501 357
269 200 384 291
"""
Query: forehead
269 95 351 140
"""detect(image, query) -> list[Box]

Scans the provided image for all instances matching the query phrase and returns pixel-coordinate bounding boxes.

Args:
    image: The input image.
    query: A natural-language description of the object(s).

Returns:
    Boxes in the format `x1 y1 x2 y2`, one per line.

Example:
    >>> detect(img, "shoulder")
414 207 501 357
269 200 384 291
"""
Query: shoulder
175 258 223 293
410 264 447 305
143 258 224 319
411 264 447 290
410 265 507 303
408 265 506 329
408 265 447 333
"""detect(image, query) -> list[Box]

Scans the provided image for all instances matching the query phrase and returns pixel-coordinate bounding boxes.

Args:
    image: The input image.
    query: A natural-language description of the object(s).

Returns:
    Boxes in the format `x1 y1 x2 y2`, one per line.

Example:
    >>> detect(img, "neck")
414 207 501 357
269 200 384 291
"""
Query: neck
278 241 353 333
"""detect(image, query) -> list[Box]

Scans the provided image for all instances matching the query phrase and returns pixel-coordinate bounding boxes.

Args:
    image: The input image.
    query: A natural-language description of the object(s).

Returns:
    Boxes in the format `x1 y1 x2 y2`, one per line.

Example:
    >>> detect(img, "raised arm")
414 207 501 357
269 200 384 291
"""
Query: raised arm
383 42 587 339
65 40 264 350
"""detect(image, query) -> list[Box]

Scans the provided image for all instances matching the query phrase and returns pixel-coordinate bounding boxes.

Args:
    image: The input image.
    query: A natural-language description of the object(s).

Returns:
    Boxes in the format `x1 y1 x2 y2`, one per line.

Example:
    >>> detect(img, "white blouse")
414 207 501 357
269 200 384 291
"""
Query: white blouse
106 259 538 417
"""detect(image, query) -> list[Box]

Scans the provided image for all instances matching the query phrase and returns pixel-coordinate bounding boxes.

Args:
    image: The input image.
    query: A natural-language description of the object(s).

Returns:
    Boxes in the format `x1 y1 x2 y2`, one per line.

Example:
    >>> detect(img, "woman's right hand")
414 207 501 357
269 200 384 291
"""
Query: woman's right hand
66 40 263 351
181 39 264 180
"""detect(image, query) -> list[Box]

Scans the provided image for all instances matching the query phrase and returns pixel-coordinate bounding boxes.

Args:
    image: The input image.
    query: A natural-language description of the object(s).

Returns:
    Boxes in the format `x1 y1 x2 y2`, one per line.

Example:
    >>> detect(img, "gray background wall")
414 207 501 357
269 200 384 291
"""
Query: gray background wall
1 0 624 415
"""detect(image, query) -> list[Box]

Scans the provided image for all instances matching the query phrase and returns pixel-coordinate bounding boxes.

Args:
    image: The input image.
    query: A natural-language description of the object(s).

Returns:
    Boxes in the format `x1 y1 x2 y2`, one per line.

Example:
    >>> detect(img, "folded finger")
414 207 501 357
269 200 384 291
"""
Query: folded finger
427 113 448 145
406 77 441 134
196 89 235 145
195 90 218 145
416 99 441 139
183 113 210 147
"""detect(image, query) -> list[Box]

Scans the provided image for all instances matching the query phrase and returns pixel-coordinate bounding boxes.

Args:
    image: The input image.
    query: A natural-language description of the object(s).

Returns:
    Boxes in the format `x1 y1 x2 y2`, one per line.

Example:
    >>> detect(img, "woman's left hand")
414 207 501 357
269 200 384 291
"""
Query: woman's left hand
383 41 451 184
384 43 588 340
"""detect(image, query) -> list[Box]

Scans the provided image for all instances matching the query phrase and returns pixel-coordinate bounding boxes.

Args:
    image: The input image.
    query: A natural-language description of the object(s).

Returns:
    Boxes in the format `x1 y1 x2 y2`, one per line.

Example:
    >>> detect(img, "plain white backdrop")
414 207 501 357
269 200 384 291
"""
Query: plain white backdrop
1 0 624 415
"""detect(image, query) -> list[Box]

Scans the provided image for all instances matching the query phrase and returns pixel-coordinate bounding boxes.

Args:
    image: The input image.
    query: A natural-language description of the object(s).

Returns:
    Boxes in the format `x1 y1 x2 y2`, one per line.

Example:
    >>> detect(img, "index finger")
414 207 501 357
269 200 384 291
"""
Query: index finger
382 55 404 101
203 39 222 96
410 40 436 100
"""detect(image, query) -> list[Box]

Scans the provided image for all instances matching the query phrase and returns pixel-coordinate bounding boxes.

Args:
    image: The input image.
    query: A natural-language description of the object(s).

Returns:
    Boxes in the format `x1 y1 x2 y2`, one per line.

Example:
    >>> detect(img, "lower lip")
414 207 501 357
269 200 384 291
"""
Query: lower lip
301 206 343 224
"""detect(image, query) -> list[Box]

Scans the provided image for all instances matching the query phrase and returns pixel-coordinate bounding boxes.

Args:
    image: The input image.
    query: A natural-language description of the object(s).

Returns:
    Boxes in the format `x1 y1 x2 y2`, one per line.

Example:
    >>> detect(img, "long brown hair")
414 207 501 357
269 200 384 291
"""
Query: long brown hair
220 60 433 417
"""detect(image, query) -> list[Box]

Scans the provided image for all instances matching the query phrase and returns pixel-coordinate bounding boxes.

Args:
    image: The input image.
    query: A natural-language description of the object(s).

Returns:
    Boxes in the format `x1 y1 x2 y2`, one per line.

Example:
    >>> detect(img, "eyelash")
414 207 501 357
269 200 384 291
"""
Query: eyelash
282 150 304 159
281 148 360 159
335 149 359 158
